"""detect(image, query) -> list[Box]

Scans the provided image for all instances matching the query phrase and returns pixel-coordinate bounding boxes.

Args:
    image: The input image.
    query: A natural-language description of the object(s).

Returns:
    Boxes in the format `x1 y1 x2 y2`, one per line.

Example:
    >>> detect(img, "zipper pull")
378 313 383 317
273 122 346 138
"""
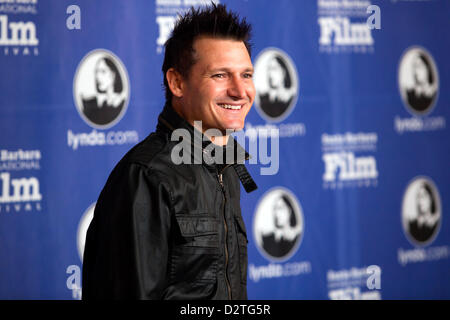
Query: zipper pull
218 173 223 186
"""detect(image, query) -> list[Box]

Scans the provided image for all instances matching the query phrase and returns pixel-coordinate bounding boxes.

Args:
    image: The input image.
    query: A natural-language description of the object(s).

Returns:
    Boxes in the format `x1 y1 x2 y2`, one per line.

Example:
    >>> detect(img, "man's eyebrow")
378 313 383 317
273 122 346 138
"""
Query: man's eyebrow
207 67 254 73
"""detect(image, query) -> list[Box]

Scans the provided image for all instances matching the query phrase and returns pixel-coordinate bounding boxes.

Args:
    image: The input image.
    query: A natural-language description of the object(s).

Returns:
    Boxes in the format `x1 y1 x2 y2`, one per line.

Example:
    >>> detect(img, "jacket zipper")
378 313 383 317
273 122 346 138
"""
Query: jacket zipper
218 171 232 300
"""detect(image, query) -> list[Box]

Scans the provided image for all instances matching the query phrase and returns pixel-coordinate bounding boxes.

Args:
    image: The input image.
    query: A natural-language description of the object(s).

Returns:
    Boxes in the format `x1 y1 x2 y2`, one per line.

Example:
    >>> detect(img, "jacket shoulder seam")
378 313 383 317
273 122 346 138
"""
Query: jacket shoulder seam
126 162 176 211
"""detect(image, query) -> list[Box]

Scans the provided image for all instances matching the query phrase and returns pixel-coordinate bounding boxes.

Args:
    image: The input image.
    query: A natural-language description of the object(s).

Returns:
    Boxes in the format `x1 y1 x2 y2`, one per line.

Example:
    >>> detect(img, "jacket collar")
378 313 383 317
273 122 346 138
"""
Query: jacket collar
156 102 257 193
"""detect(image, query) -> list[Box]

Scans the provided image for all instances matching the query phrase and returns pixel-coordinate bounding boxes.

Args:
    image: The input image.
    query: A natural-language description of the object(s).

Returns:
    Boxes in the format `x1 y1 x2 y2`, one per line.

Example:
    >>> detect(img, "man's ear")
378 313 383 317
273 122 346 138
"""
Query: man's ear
166 68 184 98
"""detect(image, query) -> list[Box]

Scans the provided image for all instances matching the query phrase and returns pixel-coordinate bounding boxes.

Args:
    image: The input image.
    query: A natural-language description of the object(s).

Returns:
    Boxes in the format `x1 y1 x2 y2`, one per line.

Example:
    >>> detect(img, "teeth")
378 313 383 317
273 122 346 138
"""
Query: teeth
219 104 242 110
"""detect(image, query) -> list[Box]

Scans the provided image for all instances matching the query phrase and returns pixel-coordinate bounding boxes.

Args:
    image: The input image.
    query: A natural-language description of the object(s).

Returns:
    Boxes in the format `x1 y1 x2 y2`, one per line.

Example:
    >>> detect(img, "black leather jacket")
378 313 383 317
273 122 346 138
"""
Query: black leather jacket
82 103 257 300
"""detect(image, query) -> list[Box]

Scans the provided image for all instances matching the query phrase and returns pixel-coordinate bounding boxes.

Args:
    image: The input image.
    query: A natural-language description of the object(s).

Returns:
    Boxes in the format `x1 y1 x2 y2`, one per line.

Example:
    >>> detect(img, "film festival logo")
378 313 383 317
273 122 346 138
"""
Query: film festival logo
327 265 382 300
68 49 139 150
253 187 304 262
0 1 39 57
321 132 378 189
0 149 42 213
317 0 379 54
395 46 445 134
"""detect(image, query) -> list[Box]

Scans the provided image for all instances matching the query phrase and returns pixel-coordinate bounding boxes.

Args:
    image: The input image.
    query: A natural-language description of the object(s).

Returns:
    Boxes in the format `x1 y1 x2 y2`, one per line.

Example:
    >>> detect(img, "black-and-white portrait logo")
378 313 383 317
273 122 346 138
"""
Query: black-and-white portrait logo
253 187 304 261
398 47 439 116
402 177 441 247
74 49 130 129
77 202 95 262
254 48 299 122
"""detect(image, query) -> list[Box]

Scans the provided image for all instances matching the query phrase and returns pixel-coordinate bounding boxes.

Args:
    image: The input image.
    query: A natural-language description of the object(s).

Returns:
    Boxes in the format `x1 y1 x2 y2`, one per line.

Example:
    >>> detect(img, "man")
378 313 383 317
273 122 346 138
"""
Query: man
82 4 257 300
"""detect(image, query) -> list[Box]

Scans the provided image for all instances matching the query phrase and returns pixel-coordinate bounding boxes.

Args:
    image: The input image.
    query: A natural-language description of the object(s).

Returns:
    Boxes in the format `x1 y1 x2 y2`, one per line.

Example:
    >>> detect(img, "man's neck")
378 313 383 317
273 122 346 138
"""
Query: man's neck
203 131 229 146
172 100 230 146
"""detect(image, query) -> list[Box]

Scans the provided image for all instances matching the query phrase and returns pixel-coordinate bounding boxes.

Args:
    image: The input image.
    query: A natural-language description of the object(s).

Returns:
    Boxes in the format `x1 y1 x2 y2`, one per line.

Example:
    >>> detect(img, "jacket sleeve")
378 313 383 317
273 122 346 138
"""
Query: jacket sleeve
82 162 173 299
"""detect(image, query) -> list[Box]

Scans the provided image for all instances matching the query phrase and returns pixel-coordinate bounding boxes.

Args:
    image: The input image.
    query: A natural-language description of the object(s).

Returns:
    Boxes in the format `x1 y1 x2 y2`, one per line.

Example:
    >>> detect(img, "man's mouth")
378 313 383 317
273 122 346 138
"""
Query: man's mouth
217 103 243 110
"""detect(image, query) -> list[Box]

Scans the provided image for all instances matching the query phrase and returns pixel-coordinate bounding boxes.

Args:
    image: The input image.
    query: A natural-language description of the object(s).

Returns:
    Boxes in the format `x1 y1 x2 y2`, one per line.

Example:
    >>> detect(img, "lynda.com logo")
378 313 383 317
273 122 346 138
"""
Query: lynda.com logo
253 187 304 262
253 48 299 123
398 46 439 116
402 176 441 247
73 49 130 129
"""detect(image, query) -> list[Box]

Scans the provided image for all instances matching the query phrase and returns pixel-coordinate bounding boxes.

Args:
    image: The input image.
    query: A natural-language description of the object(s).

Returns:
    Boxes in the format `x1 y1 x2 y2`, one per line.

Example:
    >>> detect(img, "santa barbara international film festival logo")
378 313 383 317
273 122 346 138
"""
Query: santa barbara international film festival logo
321 132 378 189
317 0 380 54
0 149 42 213
327 265 382 300
395 46 445 134
398 177 450 267
249 187 311 282
68 49 139 150
0 0 40 57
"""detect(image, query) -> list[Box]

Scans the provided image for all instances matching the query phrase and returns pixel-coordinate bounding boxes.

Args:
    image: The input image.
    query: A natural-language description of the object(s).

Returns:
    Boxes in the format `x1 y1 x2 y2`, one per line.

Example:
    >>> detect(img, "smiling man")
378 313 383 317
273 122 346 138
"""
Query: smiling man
166 36 254 145
82 4 257 300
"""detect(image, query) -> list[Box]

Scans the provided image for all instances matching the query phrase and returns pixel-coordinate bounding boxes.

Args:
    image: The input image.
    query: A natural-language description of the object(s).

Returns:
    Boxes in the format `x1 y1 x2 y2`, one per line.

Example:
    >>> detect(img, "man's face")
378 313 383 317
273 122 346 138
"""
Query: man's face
177 37 255 133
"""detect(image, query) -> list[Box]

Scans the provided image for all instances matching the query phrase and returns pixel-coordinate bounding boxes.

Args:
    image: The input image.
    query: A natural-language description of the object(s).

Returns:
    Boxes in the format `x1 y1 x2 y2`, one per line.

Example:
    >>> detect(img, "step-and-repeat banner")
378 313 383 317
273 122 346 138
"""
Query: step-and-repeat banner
0 0 449 299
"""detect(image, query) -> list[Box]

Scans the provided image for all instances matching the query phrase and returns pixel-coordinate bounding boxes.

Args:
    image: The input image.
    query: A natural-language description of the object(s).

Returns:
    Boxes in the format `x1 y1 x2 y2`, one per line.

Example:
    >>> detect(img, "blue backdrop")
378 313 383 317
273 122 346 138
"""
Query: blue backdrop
0 0 449 299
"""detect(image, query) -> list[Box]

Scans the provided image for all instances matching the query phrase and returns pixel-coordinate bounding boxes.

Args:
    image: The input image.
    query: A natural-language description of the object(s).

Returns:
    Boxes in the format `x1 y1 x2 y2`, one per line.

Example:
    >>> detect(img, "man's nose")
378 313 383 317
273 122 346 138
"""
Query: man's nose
228 75 247 99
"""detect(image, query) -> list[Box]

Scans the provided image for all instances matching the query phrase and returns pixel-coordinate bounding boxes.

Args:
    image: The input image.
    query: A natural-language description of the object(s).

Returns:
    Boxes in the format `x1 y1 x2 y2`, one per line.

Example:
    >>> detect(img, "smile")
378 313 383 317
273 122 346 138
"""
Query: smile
218 104 243 110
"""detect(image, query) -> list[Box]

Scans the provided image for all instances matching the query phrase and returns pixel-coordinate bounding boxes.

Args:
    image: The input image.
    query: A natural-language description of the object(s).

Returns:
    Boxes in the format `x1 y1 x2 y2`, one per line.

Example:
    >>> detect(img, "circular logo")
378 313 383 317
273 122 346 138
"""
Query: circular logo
398 46 439 116
253 187 304 262
401 177 441 247
77 202 95 262
73 49 130 129
254 48 299 122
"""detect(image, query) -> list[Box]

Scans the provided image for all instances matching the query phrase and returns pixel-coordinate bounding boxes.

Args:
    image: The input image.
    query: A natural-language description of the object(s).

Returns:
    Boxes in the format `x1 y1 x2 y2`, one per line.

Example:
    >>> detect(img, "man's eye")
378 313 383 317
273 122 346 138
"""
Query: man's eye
243 73 253 79
213 73 226 78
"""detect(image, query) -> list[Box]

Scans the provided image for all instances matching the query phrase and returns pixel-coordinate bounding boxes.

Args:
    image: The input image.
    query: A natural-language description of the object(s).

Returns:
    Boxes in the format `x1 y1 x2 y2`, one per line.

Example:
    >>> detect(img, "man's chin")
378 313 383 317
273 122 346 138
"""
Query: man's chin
223 126 245 134
203 121 246 135
223 120 246 132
